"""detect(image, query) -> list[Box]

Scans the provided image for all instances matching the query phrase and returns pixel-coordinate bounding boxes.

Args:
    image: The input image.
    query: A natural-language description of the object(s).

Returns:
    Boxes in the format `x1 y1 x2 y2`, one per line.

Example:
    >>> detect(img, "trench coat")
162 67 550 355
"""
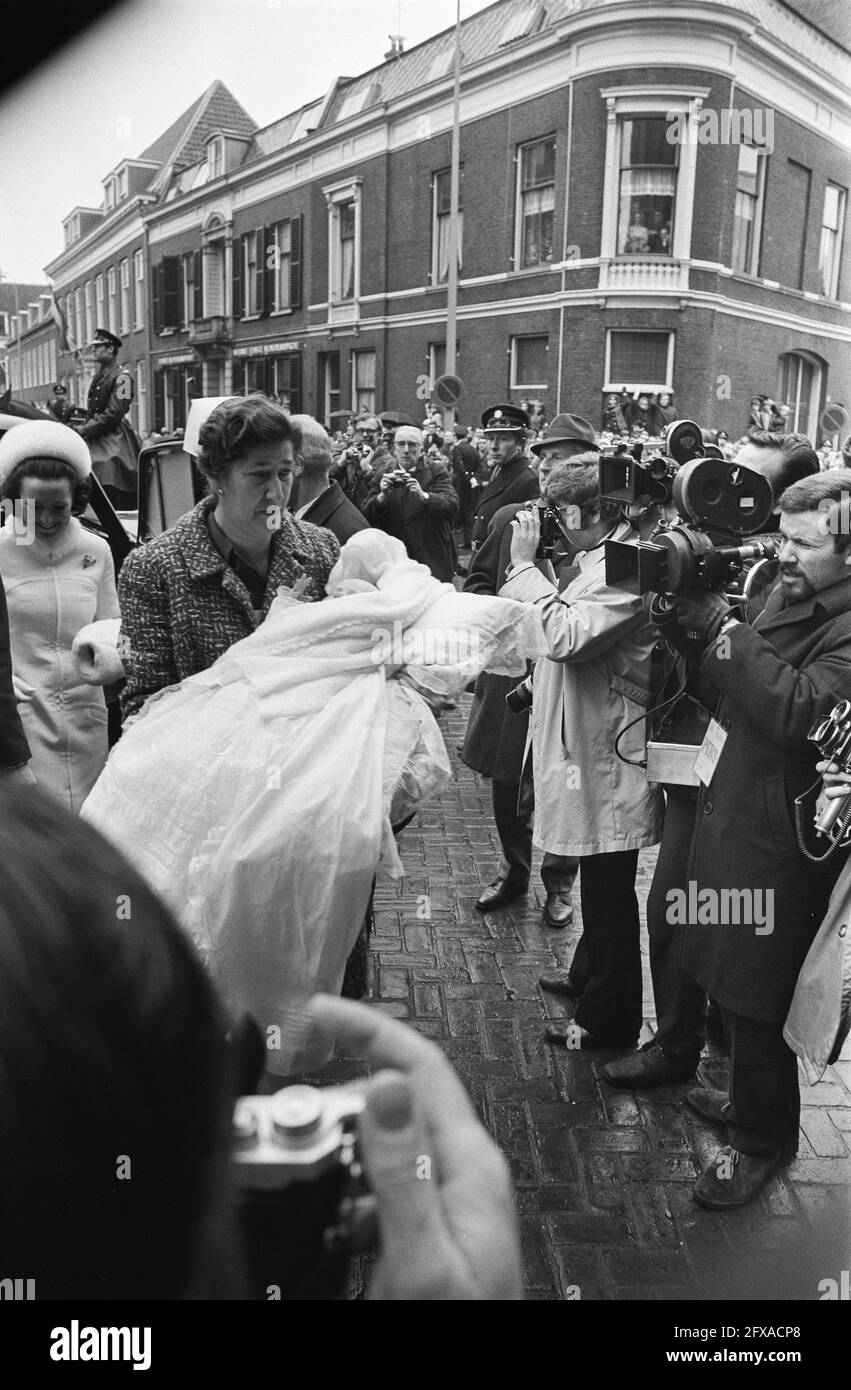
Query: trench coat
682 574 851 1022
361 456 458 582
499 519 664 855
118 496 340 719
0 517 119 810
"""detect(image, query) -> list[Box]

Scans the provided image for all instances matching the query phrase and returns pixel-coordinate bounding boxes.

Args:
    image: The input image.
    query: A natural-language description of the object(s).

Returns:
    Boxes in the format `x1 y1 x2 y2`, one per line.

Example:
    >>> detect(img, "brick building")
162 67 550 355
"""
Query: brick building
39 0 851 442
43 81 256 437
0 281 50 396
138 0 850 441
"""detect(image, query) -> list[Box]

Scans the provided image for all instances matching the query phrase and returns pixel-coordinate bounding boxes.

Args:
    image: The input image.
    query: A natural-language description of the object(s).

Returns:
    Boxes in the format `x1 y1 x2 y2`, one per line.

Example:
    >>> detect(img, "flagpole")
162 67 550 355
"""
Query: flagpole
444 0 462 435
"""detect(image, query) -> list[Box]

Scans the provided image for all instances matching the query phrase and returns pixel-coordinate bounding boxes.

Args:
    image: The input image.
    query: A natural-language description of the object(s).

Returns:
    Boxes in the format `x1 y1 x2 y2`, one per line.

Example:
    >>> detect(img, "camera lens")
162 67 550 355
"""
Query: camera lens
271 1085 324 1141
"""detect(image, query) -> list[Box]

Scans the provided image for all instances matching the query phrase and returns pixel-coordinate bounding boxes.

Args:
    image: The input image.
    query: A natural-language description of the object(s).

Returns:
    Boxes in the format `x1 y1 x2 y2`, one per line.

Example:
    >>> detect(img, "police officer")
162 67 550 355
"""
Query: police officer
75 328 140 510
469 404 538 559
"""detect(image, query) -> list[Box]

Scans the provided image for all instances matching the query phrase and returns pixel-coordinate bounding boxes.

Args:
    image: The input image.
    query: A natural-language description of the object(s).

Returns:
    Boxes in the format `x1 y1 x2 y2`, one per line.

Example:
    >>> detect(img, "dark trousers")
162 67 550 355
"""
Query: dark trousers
723 1010 800 1156
646 791 708 1061
491 777 576 891
573 850 642 1044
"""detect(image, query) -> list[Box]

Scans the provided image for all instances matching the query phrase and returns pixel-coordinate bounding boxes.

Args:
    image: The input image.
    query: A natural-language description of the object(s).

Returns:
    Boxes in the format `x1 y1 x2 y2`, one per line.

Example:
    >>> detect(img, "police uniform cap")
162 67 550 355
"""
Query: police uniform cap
481 403 529 433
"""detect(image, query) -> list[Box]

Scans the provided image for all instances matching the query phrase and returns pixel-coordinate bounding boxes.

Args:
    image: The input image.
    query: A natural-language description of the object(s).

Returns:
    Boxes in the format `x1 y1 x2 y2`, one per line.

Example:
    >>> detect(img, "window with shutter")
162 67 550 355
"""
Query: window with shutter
290 216 302 309
256 226 266 316
161 258 181 330
232 235 243 320
151 263 162 334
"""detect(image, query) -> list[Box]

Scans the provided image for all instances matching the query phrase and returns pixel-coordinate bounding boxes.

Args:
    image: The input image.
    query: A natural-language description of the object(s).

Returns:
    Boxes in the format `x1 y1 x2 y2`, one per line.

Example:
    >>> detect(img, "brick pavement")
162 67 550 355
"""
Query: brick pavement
348 695 851 1301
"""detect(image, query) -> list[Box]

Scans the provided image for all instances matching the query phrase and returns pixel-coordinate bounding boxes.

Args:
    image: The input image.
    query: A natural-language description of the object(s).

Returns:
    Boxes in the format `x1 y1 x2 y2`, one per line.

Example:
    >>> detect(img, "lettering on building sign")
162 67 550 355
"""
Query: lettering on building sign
233 342 302 358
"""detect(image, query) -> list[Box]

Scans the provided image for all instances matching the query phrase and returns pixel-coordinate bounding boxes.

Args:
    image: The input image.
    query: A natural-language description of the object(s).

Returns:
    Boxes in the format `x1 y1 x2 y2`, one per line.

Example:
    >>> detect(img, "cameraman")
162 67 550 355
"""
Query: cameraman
361 425 459 582
500 464 664 1048
666 471 851 1209
602 432 821 1093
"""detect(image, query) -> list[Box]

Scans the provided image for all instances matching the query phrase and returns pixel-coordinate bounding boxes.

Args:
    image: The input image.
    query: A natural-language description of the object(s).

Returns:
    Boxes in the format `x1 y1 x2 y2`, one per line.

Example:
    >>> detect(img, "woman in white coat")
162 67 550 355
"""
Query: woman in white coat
0 421 119 811
500 463 664 1049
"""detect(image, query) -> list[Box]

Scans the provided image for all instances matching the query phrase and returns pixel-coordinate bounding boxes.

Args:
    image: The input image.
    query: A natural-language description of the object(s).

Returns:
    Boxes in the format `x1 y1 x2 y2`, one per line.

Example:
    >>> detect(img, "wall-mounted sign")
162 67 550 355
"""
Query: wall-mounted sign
233 341 302 358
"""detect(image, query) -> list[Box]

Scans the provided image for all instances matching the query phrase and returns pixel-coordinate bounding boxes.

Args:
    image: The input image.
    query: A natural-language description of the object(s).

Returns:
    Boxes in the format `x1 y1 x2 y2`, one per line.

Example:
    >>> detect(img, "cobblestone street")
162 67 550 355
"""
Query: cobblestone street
345 695 851 1302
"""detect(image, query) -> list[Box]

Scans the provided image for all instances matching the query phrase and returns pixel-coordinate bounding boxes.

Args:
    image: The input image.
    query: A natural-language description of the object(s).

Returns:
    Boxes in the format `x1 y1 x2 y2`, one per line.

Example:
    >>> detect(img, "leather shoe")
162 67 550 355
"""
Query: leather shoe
544 1019 637 1050
687 1087 798 1156
692 1145 781 1210
602 1039 698 1089
543 892 573 928
686 1086 730 1128
476 874 529 912
538 968 582 998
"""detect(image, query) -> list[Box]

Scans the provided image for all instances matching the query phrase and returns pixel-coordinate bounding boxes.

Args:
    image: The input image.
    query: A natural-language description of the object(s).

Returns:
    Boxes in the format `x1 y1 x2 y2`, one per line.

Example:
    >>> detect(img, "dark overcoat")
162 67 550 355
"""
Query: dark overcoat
469 452 538 549
681 575 851 1022
361 457 458 582
299 481 370 545
79 359 141 493
0 573 30 769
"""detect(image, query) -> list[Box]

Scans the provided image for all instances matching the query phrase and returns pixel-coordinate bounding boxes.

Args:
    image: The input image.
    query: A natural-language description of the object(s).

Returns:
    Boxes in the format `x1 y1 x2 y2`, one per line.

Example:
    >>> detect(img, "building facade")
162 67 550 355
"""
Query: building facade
0 282 51 396
38 0 851 443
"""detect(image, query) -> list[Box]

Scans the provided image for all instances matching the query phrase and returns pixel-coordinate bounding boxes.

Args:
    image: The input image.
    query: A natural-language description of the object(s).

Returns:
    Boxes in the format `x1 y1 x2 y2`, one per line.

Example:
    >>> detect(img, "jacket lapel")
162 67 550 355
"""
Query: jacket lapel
480 454 528 506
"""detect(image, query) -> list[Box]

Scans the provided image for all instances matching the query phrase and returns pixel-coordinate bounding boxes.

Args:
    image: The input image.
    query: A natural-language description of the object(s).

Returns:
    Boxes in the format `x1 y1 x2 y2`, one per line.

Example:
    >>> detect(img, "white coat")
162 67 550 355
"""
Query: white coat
0 516 119 811
500 520 664 856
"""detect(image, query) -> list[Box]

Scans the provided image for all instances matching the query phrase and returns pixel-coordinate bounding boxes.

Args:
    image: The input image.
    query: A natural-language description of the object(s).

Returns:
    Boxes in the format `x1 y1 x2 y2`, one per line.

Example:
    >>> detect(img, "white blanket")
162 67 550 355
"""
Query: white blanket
82 531 544 1073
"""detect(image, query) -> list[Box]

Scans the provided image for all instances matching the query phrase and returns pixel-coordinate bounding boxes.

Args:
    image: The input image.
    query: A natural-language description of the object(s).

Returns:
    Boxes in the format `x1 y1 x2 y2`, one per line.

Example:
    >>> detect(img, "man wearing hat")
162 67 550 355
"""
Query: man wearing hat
75 329 141 511
460 413 599 919
48 384 73 424
469 405 538 560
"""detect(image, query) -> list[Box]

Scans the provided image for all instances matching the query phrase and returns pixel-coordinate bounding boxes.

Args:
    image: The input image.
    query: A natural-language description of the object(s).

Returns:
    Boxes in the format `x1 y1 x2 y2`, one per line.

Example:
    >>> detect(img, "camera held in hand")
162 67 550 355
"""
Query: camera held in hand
232 1084 371 1300
808 700 851 847
506 674 534 714
524 498 565 562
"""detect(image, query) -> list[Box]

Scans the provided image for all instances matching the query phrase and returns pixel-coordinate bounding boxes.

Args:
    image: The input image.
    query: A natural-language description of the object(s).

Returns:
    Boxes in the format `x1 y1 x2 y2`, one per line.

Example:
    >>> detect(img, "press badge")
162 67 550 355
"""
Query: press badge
693 718 728 786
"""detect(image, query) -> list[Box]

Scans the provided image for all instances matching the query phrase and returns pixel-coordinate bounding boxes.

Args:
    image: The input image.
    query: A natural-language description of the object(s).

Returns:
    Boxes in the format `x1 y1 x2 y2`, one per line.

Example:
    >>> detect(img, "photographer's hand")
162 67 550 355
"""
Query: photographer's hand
816 759 851 799
509 506 540 567
672 591 731 639
307 994 523 1301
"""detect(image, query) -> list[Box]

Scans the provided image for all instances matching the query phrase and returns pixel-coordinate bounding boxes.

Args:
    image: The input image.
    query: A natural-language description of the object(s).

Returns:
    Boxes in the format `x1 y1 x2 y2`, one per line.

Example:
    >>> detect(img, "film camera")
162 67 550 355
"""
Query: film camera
232 1084 371 1300
601 420 776 598
806 700 851 848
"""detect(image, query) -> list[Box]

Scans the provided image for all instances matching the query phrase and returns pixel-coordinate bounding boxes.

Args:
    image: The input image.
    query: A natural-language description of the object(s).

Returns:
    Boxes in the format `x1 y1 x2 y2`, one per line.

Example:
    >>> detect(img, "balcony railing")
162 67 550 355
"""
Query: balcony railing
188 315 232 345
599 259 688 292
328 300 358 327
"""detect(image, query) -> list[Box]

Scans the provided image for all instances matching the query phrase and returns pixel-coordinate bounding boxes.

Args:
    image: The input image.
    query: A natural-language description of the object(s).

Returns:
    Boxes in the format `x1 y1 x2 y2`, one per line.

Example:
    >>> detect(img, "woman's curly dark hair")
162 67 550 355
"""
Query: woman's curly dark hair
1 458 90 515
197 395 302 492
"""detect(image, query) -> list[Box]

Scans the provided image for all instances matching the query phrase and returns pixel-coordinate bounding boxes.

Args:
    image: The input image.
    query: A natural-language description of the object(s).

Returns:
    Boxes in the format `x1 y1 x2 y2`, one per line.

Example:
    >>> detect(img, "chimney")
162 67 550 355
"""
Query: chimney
384 34 404 61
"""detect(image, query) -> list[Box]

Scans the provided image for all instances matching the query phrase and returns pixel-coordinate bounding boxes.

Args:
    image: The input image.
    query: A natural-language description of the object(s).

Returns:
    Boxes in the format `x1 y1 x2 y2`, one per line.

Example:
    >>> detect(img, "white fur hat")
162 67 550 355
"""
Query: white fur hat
0 420 92 488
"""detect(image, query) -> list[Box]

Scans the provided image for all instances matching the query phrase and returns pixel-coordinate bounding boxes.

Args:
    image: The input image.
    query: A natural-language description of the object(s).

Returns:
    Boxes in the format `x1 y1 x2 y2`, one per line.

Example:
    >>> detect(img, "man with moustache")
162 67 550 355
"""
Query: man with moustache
665 471 851 1209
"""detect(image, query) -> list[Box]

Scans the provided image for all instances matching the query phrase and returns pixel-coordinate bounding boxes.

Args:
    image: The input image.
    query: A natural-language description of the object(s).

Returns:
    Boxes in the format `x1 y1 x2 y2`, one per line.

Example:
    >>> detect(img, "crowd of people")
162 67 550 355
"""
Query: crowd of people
1 343 850 1295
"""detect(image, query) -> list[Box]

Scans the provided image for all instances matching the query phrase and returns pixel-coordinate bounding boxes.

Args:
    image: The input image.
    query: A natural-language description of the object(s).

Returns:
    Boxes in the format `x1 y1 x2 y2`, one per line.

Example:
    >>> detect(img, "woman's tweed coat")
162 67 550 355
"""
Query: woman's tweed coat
118 496 340 718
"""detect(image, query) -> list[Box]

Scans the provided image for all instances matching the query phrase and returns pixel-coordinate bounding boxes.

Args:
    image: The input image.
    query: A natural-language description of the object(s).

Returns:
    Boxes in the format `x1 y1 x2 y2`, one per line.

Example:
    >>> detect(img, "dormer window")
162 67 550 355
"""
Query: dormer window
105 180 115 211
118 168 128 200
207 138 224 179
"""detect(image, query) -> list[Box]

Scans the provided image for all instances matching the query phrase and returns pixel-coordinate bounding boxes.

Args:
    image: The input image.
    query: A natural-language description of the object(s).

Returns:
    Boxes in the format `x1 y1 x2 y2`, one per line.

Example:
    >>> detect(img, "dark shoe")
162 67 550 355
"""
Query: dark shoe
686 1087 798 1156
686 1086 730 1128
538 968 582 998
543 892 573 928
692 1145 781 1210
476 874 529 912
544 1019 637 1050
601 1039 698 1089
